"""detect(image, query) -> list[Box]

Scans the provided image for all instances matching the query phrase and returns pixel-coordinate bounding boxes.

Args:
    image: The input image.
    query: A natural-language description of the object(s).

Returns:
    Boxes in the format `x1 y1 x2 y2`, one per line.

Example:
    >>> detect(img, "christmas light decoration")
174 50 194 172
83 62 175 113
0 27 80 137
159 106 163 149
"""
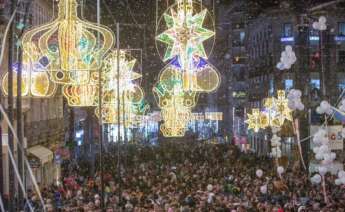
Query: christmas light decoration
153 64 198 137
21 0 114 85
246 90 292 132
62 84 99 107
94 51 148 126
245 108 269 133
156 0 218 92
154 0 220 137
2 42 56 97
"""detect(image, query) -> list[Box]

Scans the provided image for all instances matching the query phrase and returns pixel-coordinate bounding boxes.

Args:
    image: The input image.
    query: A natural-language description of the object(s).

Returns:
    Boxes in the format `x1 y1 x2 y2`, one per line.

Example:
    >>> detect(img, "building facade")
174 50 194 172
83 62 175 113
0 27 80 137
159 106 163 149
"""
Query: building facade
245 1 345 158
0 0 65 196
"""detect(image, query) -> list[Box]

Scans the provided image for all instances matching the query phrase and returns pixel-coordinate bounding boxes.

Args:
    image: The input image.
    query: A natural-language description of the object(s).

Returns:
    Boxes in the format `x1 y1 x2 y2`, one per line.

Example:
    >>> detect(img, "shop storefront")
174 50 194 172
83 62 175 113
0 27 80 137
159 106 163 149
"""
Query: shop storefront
27 145 56 188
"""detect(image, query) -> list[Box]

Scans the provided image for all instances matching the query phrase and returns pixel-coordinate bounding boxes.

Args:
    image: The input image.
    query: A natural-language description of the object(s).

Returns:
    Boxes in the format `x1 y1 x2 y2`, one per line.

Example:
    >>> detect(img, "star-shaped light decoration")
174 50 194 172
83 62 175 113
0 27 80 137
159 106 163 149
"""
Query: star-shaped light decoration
245 108 269 133
270 90 293 127
156 0 215 69
93 50 148 126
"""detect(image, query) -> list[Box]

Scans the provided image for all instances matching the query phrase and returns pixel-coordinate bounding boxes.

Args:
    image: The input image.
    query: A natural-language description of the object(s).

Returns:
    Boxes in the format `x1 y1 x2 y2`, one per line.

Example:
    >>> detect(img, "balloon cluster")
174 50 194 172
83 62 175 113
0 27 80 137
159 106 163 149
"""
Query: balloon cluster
316 100 332 115
313 16 327 31
270 128 282 158
312 128 336 177
335 171 345 185
276 45 297 70
287 89 304 111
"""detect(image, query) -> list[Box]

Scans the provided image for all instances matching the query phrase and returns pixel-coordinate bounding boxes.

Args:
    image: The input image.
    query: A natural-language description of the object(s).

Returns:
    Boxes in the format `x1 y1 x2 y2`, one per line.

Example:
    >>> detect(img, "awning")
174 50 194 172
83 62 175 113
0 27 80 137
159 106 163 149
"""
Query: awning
27 145 53 164
2 134 8 153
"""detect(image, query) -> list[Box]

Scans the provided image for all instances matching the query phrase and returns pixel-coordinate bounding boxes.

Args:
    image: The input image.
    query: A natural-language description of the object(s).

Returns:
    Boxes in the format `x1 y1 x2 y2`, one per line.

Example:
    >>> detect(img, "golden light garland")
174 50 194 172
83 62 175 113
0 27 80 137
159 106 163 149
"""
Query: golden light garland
21 0 114 85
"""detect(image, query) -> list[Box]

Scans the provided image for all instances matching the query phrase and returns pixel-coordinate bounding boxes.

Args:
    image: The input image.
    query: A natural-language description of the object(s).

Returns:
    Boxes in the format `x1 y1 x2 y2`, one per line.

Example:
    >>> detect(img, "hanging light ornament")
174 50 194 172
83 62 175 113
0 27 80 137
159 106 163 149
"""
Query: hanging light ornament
156 0 219 92
94 51 149 127
2 41 57 97
153 65 198 137
154 0 220 137
21 0 114 85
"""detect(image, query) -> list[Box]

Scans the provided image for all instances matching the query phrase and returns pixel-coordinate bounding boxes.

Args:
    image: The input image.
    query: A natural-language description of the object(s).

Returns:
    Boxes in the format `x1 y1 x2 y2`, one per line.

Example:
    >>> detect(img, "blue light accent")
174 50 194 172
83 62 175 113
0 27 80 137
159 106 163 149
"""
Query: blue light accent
170 56 181 69
280 37 294 42
309 36 319 41
335 36 345 41
196 57 208 69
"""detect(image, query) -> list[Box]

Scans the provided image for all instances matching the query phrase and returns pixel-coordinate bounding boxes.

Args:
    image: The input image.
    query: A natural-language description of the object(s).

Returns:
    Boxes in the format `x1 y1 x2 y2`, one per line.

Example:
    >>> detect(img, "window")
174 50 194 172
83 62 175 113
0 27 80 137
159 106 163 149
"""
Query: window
283 23 293 37
285 79 293 90
338 51 345 64
338 22 345 36
310 79 320 89
240 31 245 43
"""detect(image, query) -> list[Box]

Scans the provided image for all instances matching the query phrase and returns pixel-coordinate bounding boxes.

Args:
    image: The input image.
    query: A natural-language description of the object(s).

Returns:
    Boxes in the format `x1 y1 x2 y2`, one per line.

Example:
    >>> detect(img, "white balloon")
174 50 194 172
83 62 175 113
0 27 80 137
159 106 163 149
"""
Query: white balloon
335 179 342 185
313 22 320 30
313 147 320 154
312 174 322 184
341 177 345 184
315 153 323 160
207 184 213 191
285 45 292 52
316 106 323 114
318 166 327 176
319 23 327 31
330 152 336 160
256 169 263 178
319 16 326 24
277 166 284 175
319 145 329 154
297 102 304 110
260 185 267 194
338 170 345 178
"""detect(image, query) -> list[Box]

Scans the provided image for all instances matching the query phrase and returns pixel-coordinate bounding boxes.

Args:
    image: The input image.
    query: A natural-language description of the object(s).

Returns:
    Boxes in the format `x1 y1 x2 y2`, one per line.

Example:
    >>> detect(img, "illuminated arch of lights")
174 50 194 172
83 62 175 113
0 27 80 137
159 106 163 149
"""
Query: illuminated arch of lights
245 90 292 132
21 0 114 85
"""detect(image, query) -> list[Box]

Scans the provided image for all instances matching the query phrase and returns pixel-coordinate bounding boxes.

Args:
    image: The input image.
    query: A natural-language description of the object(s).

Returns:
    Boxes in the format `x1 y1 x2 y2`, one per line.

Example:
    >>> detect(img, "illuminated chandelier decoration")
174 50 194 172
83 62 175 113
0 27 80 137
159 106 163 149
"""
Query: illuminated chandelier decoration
2 43 56 97
245 90 292 132
21 0 114 85
154 0 220 137
94 51 149 127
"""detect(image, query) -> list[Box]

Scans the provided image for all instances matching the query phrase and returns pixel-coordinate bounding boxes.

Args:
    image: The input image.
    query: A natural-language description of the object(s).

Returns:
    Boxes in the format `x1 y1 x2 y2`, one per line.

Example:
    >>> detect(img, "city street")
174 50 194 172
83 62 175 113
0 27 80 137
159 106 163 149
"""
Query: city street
0 0 345 211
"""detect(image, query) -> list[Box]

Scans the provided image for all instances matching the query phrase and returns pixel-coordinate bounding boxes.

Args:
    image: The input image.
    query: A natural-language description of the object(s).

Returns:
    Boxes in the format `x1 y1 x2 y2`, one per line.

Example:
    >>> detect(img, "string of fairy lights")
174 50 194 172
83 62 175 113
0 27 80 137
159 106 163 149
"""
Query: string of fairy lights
1 0 220 138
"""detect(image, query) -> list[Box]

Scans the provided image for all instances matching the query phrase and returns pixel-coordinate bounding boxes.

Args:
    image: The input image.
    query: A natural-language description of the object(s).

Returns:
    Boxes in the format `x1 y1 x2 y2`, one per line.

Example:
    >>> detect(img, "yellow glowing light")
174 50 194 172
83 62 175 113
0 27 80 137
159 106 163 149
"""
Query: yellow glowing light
93 50 148 126
245 108 269 132
62 84 99 107
2 42 57 98
21 0 114 85
264 90 292 128
156 0 217 92
153 65 198 137
246 90 293 132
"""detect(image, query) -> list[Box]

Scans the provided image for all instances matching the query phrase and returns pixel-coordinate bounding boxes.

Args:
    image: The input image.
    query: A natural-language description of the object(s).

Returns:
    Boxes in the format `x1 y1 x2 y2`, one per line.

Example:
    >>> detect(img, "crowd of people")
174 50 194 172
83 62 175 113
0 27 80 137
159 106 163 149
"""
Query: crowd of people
26 141 345 211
